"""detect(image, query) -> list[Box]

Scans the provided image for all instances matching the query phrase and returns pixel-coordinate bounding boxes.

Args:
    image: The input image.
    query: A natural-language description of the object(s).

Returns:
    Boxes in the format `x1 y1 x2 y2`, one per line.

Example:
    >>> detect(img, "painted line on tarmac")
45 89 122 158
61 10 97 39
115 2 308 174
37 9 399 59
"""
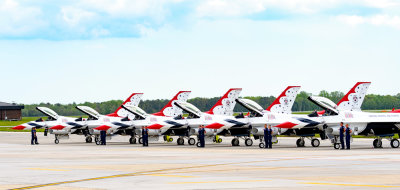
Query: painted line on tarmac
169 179 271 184
146 174 195 178
9 160 266 190
299 182 400 188
25 168 69 171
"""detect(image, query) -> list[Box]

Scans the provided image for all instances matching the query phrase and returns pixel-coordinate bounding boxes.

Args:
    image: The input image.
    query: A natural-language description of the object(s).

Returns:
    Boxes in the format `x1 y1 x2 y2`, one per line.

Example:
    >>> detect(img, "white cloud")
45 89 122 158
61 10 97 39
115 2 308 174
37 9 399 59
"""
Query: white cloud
61 6 97 26
336 14 400 29
0 0 45 36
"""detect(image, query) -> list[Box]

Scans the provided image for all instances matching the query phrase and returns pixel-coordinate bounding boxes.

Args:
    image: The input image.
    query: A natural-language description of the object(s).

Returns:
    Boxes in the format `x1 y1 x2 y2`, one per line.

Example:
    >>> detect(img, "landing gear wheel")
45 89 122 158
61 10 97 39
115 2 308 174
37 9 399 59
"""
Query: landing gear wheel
391 139 399 148
231 138 240 146
259 143 265 148
196 142 201 147
138 137 143 144
177 138 184 145
373 139 382 148
85 136 92 143
296 138 305 147
311 139 320 147
54 139 59 144
188 138 196 145
245 138 253 146
129 137 136 144
334 143 340 149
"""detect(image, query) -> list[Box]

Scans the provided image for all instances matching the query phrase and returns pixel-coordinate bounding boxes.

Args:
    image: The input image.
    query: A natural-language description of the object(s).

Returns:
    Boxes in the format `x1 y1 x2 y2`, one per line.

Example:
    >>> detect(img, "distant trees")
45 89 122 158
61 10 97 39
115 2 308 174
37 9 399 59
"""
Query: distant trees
20 90 400 117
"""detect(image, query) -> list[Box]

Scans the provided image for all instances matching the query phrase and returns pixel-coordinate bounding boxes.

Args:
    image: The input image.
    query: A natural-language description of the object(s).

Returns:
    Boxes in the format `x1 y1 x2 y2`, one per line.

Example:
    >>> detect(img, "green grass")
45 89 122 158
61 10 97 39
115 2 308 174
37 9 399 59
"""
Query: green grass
0 117 42 126
0 127 45 132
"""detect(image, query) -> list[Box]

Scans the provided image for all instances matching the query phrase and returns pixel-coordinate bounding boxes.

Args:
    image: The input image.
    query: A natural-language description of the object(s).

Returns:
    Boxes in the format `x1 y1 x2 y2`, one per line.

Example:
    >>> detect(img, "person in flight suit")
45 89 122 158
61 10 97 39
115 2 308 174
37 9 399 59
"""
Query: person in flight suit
142 126 149 147
199 125 205 148
264 124 273 149
345 124 352 150
100 130 106 145
31 127 39 145
339 122 345 150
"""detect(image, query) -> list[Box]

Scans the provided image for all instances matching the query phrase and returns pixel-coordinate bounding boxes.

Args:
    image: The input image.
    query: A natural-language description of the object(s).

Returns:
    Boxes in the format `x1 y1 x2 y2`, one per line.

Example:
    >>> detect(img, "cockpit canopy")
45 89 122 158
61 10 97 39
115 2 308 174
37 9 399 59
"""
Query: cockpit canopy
122 105 147 120
36 107 59 120
174 102 201 118
235 98 264 117
76 106 101 120
307 96 339 116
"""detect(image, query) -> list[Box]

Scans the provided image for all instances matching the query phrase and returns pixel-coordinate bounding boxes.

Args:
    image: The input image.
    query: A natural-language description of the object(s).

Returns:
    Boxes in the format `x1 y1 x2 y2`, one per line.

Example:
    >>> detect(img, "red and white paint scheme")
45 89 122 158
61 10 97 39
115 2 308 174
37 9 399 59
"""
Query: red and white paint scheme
84 91 191 145
266 86 301 114
12 106 88 144
336 82 371 111
307 82 400 149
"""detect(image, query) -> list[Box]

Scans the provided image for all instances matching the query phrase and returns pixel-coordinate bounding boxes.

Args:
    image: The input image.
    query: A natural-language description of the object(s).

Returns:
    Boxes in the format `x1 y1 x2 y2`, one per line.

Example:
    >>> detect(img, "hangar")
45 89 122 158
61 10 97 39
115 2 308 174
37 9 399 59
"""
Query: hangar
0 102 24 121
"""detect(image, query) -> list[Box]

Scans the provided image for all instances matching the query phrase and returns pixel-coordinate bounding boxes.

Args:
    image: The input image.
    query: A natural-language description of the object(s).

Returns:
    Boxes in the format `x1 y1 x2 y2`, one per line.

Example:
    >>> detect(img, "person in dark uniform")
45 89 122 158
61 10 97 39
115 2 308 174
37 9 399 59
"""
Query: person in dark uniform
264 124 273 149
31 127 39 145
100 130 106 145
199 125 205 147
142 126 149 147
345 124 352 149
339 122 345 150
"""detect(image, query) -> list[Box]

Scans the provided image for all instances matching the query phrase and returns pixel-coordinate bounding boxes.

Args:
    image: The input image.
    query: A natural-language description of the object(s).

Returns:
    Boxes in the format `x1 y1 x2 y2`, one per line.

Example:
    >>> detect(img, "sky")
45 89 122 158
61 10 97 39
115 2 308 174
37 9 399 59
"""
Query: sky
1 0 400 104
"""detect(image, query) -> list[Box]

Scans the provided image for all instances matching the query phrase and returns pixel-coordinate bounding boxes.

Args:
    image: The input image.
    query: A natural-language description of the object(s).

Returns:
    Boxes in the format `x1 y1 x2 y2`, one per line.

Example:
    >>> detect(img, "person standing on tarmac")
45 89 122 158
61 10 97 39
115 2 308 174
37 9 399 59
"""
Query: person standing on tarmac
345 124 352 150
142 126 149 147
31 127 39 145
198 125 205 148
339 122 345 150
100 130 106 145
264 125 272 149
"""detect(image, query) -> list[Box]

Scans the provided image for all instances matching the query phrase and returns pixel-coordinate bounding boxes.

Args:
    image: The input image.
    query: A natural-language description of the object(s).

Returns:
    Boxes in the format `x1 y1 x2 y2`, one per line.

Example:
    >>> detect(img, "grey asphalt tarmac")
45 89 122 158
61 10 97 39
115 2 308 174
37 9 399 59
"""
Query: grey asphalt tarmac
1 132 400 190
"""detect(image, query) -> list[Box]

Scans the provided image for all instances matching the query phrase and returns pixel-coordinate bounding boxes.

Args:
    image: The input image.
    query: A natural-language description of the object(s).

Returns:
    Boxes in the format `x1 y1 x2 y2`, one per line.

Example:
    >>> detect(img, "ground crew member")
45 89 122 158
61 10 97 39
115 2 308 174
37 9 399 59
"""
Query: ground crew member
100 130 106 145
339 122 345 149
345 124 352 149
31 127 38 145
264 124 272 149
142 126 149 147
198 125 205 147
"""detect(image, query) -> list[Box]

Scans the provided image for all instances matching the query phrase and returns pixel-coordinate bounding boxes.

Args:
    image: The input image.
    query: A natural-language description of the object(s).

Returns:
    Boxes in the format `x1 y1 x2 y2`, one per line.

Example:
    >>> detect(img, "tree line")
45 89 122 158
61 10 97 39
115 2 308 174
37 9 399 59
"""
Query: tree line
21 91 400 117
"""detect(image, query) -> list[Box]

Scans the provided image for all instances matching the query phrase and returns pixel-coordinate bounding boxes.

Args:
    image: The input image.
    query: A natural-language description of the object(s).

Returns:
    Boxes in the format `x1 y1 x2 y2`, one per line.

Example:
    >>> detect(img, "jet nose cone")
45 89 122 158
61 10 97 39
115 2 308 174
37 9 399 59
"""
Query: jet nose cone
94 125 111 131
205 123 224 129
12 125 26 130
50 125 65 130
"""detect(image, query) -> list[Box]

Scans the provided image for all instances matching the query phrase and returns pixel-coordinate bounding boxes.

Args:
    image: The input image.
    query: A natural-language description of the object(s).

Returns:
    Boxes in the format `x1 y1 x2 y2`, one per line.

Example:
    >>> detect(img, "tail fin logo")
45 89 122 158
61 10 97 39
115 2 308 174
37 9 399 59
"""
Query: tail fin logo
114 93 143 118
267 86 301 114
337 82 371 111
153 91 191 117
207 88 242 116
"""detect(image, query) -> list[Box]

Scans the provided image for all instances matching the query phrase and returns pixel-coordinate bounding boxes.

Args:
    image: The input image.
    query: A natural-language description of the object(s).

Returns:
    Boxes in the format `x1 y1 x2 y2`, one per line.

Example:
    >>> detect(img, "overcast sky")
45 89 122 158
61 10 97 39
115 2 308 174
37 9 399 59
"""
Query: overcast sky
1 0 400 104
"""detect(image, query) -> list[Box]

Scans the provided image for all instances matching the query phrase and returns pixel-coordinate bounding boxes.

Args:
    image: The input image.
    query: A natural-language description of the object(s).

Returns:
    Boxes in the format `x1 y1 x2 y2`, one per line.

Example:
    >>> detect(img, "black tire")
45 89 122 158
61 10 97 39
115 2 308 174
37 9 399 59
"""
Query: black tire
373 139 383 148
259 143 265 148
188 138 196 145
391 139 399 148
138 137 143 144
245 138 253 146
54 139 59 144
311 139 320 147
177 138 184 145
231 138 239 146
196 142 201 147
85 136 92 143
334 143 340 149
296 139 305 147
129 137 136 144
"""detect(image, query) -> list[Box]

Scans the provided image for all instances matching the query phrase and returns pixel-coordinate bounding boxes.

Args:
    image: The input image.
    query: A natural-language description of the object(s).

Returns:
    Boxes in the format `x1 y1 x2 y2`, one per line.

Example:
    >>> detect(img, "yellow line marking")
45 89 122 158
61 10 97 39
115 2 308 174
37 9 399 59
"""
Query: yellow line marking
169 179 271 184
146 174 195 178
299 182 400 188
25 168 69 171
10 160 265 190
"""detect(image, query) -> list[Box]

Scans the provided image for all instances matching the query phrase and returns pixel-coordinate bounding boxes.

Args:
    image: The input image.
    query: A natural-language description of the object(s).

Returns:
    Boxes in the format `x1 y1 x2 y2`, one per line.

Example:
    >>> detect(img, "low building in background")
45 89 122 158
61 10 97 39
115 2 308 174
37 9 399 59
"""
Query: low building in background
0 102 24 121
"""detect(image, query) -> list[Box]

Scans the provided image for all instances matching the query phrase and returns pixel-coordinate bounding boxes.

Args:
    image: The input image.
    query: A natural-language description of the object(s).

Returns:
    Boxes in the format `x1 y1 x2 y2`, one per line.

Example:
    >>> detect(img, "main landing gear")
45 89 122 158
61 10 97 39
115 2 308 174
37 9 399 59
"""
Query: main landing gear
85 136 93 143
372 137 399 148
129 137 137 144
231 137 253 147
296 137 320 147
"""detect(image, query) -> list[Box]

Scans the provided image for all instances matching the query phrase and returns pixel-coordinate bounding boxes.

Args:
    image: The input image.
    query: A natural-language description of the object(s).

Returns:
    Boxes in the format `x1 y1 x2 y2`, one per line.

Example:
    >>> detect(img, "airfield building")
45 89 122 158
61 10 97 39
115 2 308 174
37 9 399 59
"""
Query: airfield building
0 102 24 121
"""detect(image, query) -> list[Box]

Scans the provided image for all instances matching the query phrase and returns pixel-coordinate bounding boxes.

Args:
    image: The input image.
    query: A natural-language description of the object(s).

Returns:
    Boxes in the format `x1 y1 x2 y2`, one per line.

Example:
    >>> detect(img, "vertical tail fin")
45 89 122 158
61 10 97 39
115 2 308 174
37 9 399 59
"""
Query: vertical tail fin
107 93 143 117
205 88 242 116
337 82 371 111
266 86 301 114
152 91 191 117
